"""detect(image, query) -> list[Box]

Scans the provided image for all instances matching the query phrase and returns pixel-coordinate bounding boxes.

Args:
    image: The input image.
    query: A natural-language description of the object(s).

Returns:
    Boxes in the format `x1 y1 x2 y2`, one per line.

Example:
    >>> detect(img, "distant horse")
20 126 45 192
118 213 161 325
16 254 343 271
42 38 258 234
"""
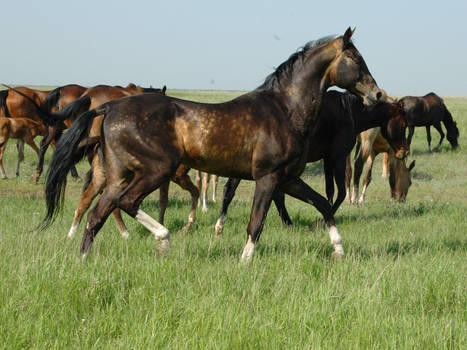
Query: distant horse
348 128 415 203
195 171 219 212
32 83 165 183
214 90 409 235
401 93 459 152
43 28 385 260
0 117 46 178
0 86 52 177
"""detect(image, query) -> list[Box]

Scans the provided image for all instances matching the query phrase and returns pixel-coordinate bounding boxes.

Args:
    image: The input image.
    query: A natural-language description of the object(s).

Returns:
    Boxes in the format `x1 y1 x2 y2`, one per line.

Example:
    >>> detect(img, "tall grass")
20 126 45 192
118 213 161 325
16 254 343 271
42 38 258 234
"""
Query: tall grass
0 91 465 349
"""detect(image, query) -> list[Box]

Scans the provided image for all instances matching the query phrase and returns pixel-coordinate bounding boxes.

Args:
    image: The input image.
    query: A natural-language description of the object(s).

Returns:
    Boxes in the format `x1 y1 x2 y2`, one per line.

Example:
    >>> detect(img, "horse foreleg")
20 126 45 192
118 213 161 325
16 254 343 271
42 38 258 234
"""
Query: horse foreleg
345 155 352 203
111 209 130 239
241 174 278 262
215 178 241 235
32 126 55 184
352 153 365 204
280 177 344 259
171 165 199 232
381 152 389 178
358 152 376 204
331 156 347 216
201 172 209 212
211 174 218 202
432 122 445 152
15 140 25 177
407 126 415 149
158 181 169 226
323 158 335 204
0 139 7 179
426 125 432 152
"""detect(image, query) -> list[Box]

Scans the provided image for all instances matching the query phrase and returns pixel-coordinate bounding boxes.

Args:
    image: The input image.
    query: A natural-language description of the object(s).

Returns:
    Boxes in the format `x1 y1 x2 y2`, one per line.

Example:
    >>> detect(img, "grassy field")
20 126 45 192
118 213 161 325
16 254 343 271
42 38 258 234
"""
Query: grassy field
0 90 465 349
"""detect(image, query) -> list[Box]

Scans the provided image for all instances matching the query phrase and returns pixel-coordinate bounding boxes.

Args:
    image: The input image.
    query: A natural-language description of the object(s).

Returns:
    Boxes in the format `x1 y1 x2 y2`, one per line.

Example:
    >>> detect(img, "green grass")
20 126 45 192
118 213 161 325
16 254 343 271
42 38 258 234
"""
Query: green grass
0 90 466 349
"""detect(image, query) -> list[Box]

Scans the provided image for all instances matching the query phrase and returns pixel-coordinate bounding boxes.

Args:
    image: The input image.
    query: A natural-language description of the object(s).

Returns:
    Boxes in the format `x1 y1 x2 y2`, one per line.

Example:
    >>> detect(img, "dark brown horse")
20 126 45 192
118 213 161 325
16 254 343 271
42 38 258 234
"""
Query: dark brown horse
32 83 165 183
214 90 409 234
44 28 385 260
401 93 459 152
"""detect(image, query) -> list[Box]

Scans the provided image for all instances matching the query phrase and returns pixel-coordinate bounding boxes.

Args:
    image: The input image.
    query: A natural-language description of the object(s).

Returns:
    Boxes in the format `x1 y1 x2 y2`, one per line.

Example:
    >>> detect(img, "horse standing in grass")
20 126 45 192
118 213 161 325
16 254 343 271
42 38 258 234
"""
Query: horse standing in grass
0 117 46 179
348 128 415 204
44 28 385 261
214 90 409 235
0 86 53 177
400 92 459 152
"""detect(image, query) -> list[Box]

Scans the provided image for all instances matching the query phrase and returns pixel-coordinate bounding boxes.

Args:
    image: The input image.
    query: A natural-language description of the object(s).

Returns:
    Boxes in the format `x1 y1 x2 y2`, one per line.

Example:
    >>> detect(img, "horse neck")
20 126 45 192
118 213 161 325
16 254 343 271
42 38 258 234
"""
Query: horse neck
353 104 391 134
277 44 341 134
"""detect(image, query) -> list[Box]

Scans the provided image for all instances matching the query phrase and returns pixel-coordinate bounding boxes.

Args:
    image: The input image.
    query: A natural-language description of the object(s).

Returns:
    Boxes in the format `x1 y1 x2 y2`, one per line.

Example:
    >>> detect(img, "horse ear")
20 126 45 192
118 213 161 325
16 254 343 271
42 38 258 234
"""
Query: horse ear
162 85 167 95
343 27 355 47
408 160 415 171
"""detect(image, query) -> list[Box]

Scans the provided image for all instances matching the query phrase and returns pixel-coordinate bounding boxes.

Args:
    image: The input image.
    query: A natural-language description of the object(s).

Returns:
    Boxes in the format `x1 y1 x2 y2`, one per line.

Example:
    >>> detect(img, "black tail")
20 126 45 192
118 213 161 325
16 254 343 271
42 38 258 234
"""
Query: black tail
40 106 105 230
0 90 10 117
441 104 459 149
41 86 62 114
48 96 91 125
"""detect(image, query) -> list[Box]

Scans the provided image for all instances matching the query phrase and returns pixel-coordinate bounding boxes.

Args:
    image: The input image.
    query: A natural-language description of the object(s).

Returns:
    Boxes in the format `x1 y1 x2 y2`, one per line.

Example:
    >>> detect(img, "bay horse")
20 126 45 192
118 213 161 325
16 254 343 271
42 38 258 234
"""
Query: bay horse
214 90 409 235
0 117 46 178
43 28 385 261
348 128 415 204
0 86 53 177
401 93 459 152
32 83 165 183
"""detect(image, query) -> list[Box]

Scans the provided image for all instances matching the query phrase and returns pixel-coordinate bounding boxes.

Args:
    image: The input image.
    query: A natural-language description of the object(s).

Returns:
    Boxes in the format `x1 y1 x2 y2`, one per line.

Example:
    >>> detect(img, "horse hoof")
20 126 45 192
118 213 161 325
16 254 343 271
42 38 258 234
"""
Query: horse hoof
121 230 130 239
157 239 170 254
331 250 344 260
214 221 224 235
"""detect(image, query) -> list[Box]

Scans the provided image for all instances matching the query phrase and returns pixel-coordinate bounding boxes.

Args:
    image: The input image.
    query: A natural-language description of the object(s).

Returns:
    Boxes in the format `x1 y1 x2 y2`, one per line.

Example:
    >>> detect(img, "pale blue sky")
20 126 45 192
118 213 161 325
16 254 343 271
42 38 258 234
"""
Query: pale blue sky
2 1 466 95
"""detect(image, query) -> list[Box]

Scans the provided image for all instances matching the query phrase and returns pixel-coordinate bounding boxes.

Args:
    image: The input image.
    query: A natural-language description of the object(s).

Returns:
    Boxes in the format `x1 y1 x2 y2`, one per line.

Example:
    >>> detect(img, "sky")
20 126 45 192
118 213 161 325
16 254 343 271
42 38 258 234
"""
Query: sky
2 0 466 96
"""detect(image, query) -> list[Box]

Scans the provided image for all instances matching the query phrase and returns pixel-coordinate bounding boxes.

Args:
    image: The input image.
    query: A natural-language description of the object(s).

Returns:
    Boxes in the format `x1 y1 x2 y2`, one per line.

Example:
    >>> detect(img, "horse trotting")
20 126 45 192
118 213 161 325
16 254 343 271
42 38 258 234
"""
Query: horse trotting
44 28 385 261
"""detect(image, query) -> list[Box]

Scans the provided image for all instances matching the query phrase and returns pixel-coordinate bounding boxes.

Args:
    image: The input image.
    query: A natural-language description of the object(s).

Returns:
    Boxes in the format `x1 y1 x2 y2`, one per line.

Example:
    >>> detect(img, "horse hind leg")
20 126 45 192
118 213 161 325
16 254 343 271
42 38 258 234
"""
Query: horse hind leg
215 177 241 235
211 174 218 202
15 140 25 177
381 152 389 178
358 152 376 204
432 122 445 152
426 125 432 152
201 172 209 212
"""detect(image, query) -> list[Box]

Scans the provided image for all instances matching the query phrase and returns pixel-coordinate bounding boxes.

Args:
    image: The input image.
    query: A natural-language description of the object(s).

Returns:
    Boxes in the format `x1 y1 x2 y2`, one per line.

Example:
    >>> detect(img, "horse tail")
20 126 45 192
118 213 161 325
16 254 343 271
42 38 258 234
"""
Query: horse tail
441 103 459 148
41 86 62 114
0 90 10 117
40 106 106 230
49 96 91 124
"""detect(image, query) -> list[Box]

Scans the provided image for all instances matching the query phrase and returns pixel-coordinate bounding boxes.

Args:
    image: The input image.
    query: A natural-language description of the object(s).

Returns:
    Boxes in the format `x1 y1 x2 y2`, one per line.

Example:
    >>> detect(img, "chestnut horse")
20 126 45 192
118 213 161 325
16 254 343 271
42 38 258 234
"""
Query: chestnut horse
32 83 165 183
195 171 219 212
214 90 409 234
0 117 46 178
401 93 459 152
44 28 385 260
348 128 415 203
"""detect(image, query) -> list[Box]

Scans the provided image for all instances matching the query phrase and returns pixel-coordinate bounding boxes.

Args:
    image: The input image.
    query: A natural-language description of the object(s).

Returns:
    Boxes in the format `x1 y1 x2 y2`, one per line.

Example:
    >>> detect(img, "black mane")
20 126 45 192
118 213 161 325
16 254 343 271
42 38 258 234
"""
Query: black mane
258 35 337 91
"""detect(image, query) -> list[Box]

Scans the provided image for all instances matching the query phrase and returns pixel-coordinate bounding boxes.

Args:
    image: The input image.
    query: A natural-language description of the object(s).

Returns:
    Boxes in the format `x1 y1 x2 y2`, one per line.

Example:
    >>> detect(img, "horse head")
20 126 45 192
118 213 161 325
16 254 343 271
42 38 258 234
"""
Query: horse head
390 159 415 202
325 27 386 106
379 100 410 160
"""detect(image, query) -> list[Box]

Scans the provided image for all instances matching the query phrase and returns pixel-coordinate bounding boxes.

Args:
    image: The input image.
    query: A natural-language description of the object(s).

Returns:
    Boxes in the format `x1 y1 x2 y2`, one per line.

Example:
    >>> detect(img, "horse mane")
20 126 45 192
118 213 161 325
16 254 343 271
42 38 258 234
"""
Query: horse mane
258 35 338 91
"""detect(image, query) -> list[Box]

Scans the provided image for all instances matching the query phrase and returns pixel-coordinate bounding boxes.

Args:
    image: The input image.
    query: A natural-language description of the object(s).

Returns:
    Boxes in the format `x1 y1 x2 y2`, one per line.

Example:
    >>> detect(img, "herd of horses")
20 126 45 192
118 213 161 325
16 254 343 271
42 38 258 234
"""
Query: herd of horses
0 28 459 261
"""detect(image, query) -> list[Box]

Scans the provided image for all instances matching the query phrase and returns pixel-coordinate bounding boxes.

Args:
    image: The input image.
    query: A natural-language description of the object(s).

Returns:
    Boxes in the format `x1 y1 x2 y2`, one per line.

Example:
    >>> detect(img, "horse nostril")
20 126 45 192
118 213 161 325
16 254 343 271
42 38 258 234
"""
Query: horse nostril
376 91 382 100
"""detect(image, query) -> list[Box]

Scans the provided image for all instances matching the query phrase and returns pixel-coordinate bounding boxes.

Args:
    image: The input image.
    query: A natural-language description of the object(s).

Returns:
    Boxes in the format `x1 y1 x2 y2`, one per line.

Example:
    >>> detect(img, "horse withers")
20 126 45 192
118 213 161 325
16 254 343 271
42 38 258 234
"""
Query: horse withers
44 28 385 261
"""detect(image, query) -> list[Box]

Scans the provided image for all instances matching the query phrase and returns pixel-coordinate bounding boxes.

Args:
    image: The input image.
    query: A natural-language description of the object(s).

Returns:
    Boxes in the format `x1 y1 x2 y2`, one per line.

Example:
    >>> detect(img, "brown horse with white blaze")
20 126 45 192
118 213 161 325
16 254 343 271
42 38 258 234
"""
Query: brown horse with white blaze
44 28 385 261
